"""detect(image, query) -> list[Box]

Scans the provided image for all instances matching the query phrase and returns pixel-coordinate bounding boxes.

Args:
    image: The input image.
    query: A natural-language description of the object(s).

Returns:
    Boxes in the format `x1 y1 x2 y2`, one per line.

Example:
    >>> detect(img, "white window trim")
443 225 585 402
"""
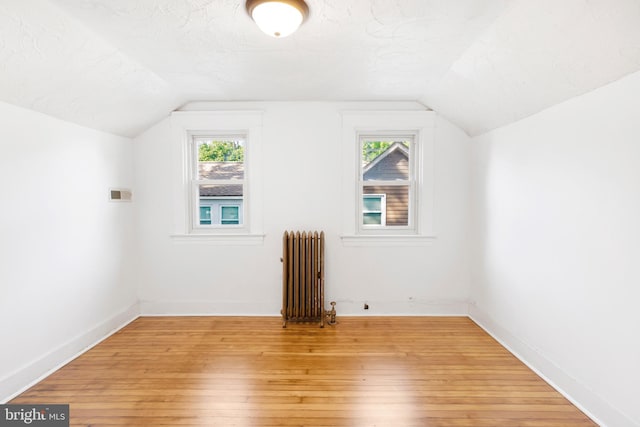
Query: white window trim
170 111 264 244
340 111 436 246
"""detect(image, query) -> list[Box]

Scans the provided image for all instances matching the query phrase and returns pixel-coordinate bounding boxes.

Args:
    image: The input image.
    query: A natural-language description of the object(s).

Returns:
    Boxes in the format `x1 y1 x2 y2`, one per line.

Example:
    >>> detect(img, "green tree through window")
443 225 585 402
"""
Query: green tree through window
362 141 392 164
362 140 409 164
199 140 244 162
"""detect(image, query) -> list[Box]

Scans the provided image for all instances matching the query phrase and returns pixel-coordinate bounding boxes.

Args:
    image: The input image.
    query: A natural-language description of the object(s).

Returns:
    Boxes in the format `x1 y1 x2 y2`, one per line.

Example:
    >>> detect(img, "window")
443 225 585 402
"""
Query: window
199 206 212 225
359 136 415 232
340 111 435 244
191 136 245 228
171 110 263 243
363 194 386 225
221 205 240 225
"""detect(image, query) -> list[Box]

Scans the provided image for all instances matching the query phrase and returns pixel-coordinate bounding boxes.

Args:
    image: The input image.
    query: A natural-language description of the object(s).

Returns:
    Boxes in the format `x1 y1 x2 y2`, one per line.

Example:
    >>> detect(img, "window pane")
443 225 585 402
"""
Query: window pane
221 206 239 224
362 194 385 226
362 140 410 181
363 196 381 212
363 213 382 225
196 138 244 180
364 185 408 226
199 206 211 225
221 206 239 220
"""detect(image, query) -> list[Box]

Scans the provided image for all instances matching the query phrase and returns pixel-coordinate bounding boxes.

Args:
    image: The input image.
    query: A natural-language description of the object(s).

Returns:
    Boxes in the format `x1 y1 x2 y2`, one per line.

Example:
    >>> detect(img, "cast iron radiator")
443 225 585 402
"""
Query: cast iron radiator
281 230 325 328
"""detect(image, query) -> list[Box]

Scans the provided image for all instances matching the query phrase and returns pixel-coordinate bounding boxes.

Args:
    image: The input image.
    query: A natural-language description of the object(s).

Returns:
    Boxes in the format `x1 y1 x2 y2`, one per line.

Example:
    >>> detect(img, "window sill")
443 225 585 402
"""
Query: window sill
340 234 436 247
170 233 265 245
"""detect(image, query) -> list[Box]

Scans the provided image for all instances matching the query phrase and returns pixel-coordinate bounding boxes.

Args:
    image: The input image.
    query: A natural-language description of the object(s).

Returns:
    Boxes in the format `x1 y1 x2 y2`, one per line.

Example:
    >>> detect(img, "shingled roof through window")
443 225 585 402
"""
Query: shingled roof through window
199 162 243 197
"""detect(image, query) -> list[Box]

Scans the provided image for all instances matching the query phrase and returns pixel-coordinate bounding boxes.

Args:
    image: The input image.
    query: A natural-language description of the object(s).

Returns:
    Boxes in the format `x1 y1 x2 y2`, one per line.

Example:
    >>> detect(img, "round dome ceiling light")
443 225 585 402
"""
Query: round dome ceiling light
246 0 309 38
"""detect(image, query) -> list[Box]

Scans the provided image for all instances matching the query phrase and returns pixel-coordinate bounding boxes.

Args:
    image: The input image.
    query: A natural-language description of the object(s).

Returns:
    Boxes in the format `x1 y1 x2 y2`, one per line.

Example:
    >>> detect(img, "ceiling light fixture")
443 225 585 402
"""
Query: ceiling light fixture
246 0 309 38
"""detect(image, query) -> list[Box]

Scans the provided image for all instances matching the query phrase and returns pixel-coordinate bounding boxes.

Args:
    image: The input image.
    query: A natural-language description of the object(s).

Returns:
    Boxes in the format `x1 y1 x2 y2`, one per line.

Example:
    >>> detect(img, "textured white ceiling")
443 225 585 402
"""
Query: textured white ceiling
1 0 639 137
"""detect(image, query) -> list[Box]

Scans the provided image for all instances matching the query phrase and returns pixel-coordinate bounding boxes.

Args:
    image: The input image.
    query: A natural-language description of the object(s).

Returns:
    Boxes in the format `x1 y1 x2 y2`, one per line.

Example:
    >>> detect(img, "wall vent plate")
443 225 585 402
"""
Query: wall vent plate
109 188 132 202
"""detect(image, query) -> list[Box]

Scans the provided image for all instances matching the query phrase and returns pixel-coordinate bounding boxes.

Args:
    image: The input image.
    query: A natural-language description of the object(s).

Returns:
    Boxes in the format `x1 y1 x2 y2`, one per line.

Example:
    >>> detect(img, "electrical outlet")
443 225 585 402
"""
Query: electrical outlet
364 303 369 310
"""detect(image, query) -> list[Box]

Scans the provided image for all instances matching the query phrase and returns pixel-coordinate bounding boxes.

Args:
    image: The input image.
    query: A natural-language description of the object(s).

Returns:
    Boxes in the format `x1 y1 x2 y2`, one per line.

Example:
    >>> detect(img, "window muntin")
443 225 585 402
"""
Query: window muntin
191 136 245 228
359 136 415 232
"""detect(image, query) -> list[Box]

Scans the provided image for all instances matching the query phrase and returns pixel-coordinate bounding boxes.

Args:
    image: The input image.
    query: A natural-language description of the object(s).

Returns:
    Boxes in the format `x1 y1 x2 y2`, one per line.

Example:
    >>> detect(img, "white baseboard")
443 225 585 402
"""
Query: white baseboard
469 305 637 427
139 299 470 317
0 302 140 403
139 299 281 316
333 299 470 316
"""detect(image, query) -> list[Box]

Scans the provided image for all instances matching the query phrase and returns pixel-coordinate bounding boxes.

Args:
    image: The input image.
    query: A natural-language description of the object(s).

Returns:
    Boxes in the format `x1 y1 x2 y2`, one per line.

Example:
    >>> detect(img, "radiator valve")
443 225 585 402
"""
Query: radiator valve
326 301 337 325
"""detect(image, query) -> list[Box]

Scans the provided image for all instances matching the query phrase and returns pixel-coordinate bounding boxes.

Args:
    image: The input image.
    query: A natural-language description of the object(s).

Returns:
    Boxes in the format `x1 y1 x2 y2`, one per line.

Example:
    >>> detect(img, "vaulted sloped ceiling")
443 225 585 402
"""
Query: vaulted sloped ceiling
1 0 639 137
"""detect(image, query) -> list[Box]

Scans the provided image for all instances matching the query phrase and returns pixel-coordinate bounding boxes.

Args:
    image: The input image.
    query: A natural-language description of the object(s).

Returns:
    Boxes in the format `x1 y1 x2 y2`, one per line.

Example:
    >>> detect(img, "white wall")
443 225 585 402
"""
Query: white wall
4 79 634 425
0 101 138 402
470 71 640 426
133 102 471 315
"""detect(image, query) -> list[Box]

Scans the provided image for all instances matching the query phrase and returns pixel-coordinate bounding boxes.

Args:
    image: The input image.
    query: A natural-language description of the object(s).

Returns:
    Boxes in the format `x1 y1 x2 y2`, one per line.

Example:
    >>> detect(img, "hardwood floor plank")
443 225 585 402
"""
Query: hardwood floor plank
10 316 597 426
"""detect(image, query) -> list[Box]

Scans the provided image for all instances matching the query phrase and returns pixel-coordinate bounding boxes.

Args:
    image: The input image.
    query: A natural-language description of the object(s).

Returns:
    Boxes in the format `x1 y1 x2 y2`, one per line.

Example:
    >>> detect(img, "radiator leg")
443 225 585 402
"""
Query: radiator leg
328 301 337 325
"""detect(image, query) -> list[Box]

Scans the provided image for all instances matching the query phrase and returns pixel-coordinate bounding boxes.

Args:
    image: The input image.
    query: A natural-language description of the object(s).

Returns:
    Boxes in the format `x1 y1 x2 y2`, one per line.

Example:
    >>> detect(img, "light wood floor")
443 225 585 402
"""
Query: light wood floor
11 316 597 426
